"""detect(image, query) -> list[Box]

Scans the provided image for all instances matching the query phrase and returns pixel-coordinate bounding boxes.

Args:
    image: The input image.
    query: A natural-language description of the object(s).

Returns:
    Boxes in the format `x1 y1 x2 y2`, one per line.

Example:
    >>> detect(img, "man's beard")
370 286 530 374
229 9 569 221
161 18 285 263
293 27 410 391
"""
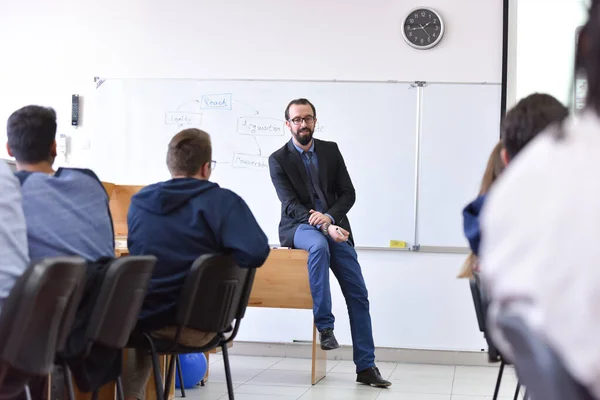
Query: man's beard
293 127 313 146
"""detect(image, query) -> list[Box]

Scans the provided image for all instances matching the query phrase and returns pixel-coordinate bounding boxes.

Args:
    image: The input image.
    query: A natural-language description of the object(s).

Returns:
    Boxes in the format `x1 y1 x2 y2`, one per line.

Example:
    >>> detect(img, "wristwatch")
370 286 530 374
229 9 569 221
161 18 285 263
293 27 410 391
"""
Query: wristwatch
321 222 331 236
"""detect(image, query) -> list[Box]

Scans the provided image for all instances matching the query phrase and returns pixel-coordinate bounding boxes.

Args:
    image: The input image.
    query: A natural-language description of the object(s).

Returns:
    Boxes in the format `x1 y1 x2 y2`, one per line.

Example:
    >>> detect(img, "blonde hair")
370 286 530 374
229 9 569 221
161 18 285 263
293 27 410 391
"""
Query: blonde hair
458 141 505 278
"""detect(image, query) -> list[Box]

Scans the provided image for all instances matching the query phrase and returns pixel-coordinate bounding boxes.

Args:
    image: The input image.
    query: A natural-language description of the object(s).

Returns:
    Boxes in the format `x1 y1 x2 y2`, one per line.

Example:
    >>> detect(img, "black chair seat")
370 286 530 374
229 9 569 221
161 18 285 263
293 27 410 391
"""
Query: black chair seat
127 331 222 355
126 253 258 400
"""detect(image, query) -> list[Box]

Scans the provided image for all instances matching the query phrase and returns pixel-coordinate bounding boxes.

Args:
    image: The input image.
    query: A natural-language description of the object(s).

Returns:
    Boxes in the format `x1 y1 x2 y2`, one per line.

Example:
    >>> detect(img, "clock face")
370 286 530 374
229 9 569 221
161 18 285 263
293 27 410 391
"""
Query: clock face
402 8 444 49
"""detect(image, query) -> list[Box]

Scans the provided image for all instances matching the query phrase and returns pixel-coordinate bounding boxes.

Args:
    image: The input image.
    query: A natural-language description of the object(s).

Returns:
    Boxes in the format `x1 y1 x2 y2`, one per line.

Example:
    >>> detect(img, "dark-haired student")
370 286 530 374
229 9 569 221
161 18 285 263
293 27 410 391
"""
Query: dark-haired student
5 105 114 261
5 105 116 396
480 3 600 398
462 93 569 259
124 128 270 400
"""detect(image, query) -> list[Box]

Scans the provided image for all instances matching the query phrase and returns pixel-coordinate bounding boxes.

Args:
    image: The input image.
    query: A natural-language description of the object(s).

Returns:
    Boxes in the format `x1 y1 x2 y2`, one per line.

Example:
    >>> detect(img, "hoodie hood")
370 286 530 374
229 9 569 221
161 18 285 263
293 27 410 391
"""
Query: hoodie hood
131 178 219 215
463 194 487 256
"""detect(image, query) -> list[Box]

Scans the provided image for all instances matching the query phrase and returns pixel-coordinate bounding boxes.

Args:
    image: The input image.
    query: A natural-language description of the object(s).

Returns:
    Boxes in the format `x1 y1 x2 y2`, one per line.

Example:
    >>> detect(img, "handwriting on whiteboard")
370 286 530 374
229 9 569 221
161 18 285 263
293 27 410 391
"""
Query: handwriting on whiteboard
238 117 285 136
201 93 233 110
164 112 203 125
232 153 269 171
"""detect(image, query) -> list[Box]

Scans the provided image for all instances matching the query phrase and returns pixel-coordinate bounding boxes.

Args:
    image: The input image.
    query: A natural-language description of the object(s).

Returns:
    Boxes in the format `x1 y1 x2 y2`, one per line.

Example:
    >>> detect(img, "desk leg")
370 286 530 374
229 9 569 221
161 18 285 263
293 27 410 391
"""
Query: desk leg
311 323 327 385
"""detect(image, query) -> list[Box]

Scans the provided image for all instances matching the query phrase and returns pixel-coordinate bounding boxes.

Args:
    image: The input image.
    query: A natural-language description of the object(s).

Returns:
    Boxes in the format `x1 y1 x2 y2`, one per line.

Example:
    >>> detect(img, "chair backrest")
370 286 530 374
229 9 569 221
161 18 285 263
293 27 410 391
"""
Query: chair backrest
86 256 156 349
0 257 86 376
56 261 88 353
176 254 255 334
469 277 503 362
469 278 486 333
497 312 595 400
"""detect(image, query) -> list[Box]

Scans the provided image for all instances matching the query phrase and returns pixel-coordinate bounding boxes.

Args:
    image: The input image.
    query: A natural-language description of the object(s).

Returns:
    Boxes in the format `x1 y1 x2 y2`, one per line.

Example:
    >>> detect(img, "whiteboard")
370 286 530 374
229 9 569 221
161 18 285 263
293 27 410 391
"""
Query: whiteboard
92 79 418 248
417 83 502 248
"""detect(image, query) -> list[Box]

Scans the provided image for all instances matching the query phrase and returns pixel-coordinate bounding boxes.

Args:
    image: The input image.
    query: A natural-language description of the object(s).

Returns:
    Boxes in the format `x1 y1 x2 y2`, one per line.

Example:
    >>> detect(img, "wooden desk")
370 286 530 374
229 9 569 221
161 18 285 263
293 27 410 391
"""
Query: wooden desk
248 249 326 385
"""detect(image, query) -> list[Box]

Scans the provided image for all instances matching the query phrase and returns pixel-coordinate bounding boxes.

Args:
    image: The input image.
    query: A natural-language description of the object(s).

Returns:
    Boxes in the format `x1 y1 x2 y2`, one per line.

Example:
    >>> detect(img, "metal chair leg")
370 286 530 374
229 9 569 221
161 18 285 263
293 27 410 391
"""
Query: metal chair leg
116 375 125 400
163 355 177 400
222 342 235 400
63 361 76 400
23 384 32 400
513 381 521 400
492 361 505 400
176 355 186 397
142 333 165 400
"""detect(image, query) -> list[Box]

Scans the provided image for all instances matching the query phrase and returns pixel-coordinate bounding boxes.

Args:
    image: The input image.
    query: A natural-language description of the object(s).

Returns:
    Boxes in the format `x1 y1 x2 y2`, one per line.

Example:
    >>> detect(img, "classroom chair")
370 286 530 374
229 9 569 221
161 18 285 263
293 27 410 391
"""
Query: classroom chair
59 255 156 400
0 257 86 400
469 278 522 400
497 311 595 400
127 253 257 400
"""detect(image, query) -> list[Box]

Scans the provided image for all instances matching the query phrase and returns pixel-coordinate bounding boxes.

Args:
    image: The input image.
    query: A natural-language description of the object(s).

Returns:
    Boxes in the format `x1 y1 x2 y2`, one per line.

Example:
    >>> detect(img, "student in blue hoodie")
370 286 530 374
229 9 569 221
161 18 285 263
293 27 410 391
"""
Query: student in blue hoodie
125 128 270 400
462 93 569 263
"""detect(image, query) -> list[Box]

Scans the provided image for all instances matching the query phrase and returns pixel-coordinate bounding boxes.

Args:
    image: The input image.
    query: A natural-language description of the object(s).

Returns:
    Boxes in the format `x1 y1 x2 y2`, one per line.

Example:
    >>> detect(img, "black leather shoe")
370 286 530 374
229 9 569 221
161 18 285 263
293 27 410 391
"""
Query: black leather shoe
357 366 392 387
319 328 340 350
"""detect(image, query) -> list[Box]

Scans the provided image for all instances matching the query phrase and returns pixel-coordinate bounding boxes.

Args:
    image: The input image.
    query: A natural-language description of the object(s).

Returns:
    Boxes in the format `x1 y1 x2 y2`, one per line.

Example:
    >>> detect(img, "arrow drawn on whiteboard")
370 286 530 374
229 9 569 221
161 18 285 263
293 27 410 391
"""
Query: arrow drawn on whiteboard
233 100 259 115
177 100 202 112
253 136 262 156
94 77 106 89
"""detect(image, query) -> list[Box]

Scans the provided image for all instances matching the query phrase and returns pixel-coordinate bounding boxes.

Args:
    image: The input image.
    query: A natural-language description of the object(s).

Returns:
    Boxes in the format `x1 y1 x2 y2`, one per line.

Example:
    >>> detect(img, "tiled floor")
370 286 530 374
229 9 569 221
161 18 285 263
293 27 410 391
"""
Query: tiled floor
175 355 525 399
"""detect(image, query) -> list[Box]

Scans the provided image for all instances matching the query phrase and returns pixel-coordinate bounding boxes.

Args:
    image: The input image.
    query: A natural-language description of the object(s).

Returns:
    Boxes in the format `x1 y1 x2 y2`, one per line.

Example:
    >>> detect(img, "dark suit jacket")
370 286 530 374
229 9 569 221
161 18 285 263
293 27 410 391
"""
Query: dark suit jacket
269 139 356 248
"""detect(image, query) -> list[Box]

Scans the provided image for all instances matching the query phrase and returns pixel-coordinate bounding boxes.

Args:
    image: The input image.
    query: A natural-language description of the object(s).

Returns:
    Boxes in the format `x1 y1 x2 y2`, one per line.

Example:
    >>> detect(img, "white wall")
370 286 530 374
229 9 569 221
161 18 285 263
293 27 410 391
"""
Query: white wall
508 0 589 108
0 0 504 351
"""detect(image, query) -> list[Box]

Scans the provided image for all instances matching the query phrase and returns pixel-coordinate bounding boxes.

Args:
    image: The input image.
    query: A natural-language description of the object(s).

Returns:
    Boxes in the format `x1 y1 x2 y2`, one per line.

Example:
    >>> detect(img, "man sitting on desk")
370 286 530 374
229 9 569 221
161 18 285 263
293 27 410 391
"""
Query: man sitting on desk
269 98 391 388
126 128 270 400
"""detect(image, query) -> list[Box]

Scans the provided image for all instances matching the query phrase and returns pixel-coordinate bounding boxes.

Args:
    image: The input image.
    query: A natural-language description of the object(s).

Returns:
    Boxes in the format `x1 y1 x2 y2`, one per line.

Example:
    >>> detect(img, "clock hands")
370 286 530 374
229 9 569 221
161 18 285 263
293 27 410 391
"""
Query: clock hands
419 24 431 38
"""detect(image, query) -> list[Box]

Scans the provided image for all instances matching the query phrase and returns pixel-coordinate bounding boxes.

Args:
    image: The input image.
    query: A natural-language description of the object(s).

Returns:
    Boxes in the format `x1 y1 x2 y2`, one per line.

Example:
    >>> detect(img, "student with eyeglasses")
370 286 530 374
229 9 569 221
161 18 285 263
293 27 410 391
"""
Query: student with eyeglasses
125 128 270 400
268 98 391 388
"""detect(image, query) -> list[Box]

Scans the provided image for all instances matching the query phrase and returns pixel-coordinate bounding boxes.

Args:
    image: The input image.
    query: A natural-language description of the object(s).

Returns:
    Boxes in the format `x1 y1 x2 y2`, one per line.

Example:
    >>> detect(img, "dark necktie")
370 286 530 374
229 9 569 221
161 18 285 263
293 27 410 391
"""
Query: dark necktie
303 151 328 210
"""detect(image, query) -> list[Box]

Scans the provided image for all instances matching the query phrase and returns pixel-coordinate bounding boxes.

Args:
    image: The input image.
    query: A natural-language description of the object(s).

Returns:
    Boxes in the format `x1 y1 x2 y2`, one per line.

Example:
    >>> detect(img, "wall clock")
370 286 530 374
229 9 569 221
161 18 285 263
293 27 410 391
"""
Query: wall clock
402 7 445 50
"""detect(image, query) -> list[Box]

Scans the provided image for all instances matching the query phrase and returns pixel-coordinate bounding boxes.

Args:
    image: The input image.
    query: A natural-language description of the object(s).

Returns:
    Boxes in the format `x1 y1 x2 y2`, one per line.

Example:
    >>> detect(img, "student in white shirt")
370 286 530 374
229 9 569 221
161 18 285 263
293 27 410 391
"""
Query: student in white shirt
480 3 600 398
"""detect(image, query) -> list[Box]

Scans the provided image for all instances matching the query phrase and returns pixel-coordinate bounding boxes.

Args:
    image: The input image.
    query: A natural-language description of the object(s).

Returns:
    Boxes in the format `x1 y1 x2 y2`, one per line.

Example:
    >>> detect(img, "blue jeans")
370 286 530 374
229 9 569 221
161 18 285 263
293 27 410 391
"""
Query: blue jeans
294 224 376 372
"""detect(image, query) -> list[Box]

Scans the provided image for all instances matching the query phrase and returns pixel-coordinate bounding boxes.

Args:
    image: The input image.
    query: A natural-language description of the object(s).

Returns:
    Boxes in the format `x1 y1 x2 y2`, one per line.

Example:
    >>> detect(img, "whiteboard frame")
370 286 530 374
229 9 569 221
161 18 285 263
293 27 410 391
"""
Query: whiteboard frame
94 77 500 253
95 77 497 85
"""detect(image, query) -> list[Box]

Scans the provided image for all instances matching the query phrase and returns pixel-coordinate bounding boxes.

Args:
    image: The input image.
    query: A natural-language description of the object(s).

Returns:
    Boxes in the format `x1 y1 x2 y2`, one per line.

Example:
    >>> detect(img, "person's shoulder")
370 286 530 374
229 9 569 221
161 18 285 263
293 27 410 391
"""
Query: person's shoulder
212 186 244 204
56 168 110 195
314 138 338 149
57 167 102 182
0 160 11 175
0 160 16 181
269 141 289 161
0 161 20 191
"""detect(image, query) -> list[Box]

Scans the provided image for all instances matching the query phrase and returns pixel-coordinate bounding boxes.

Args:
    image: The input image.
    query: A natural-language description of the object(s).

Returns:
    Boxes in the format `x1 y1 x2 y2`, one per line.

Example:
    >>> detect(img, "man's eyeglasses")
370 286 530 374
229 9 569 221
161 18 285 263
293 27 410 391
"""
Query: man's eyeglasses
289 116 316 125
210 160 216 170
